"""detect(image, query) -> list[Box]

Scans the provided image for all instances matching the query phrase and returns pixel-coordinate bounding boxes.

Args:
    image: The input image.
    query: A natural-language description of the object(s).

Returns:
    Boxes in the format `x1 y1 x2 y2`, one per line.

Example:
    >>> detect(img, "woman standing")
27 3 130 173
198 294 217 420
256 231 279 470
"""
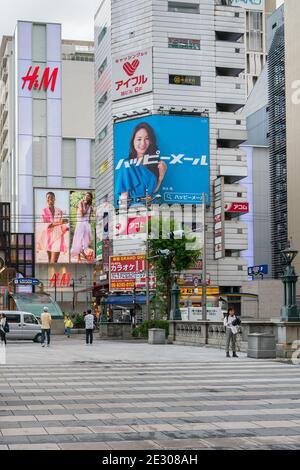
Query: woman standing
0 314 8 346
37 192 69 263
115 122 167 206
71 192 94 262
224 308 240 358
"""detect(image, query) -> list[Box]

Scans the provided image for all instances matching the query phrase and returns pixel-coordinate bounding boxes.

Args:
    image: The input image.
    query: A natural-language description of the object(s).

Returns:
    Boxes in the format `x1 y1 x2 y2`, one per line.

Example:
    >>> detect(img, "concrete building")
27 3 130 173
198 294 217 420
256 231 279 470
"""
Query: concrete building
229 0 276 96
0 22 95 313
95 0 252 311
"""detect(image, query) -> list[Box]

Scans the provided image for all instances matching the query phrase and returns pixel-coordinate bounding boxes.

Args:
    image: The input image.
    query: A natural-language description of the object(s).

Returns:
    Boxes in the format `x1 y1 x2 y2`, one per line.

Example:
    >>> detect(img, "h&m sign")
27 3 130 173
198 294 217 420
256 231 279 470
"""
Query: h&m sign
21 66 59 92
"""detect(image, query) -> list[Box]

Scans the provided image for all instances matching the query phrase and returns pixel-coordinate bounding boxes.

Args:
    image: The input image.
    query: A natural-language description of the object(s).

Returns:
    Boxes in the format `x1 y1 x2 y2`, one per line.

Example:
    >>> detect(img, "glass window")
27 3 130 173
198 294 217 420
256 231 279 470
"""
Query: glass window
32 137 47 177
98 26 107 45
98 92 108 109
168 2 199 14
99 126 108 142
33 99 47 136
168 37 200 50
98 58 107 78
6 314 21 323
32 24 46 63
24 315 38 324
62 139 76 178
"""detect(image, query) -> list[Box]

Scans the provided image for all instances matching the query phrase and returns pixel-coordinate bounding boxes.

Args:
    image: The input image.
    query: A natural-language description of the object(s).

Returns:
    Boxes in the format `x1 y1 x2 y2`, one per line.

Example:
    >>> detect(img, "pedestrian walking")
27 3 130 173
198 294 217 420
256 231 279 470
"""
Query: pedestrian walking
64 314 73 338
224 308 241 358
0 314 9 346
40 307 52 347
84 309 94 345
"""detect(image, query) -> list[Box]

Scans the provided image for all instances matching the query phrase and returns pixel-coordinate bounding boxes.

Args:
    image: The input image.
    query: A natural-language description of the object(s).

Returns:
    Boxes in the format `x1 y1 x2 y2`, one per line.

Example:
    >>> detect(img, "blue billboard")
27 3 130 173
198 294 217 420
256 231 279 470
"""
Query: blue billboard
113 115 210 207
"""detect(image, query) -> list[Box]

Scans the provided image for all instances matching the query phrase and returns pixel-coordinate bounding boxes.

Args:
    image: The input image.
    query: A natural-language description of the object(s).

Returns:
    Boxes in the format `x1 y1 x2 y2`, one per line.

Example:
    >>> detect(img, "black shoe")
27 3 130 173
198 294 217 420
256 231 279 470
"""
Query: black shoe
226 352 230 358
232 352 238 358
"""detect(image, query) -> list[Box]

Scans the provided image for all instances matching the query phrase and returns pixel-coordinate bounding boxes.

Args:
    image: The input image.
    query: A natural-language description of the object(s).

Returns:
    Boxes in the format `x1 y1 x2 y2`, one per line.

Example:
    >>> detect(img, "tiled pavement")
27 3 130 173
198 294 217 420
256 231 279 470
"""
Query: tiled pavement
0 338 300 450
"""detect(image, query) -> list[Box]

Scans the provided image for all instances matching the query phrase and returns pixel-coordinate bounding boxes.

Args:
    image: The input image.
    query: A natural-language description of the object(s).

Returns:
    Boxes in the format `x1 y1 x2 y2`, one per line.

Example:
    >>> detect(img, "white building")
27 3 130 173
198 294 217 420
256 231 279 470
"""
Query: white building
95 0 252 307
0 22 95 313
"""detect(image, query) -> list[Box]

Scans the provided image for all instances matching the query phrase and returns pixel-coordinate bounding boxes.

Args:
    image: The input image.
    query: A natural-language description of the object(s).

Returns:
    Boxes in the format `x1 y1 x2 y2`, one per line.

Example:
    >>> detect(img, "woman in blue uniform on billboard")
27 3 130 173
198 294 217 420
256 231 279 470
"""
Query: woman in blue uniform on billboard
115 122 167 206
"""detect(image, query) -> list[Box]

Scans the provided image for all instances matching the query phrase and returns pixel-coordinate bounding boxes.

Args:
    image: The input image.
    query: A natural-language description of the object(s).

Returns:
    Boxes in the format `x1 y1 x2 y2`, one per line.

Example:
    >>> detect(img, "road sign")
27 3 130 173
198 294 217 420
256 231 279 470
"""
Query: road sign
14 278 39 286
193 276 200 287
248 265 268 277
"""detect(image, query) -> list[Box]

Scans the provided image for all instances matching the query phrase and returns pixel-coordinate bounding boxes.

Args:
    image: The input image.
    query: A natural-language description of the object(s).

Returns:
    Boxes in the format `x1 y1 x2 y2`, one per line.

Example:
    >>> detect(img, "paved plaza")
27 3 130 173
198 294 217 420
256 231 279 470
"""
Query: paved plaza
0 336 300 450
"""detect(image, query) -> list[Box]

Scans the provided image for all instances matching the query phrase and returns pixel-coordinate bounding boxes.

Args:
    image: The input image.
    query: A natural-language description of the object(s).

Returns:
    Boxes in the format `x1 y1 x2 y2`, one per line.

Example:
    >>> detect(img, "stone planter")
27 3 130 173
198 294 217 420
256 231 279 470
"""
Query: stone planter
148 328 166 345
247 333 276 359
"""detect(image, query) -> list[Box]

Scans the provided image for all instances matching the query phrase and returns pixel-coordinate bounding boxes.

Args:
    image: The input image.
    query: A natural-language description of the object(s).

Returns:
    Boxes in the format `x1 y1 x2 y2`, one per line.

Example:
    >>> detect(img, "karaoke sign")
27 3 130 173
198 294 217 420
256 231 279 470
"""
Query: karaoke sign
112 48 152 101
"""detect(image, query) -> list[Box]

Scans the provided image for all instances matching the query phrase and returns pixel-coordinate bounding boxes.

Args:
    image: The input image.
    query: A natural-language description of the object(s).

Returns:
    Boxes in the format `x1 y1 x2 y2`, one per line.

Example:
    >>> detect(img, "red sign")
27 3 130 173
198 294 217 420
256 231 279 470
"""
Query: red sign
112 48 152 101
109 255 155 291
22 66 59 92
115 217 147 236
49 272 71 288
224 202 249 213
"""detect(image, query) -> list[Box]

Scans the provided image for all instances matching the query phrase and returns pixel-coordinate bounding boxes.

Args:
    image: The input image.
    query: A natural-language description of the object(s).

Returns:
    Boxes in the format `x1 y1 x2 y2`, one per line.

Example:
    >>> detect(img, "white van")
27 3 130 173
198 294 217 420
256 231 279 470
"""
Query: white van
0 311 42 342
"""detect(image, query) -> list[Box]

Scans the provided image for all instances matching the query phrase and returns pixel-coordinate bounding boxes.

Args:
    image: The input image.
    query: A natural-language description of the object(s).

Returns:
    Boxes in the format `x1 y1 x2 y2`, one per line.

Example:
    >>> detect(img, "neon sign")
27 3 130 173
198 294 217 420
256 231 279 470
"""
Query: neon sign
21 66 59 92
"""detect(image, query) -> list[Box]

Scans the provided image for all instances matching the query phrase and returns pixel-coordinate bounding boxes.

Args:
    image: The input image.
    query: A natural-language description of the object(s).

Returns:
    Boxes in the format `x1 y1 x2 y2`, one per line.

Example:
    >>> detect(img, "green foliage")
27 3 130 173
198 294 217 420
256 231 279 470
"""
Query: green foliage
73 314 85 329
147 217 201 319
132 320 169 338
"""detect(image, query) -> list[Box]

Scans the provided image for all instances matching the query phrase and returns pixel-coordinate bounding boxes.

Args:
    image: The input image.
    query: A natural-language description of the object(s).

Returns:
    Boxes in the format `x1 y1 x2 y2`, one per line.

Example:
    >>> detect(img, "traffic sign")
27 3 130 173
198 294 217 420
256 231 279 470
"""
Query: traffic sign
14 278 39 286
248 265 268 277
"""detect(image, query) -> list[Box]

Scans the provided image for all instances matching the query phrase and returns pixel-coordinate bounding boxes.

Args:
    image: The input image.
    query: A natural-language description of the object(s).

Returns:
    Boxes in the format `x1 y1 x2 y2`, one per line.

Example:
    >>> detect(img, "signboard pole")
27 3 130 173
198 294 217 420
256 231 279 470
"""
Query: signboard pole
146 189 150 322
202 193 207 321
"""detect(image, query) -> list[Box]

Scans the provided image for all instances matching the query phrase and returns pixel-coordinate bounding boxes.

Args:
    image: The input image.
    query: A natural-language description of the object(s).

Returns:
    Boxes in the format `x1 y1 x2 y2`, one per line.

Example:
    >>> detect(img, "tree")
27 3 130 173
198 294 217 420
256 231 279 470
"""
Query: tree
147 217 201 320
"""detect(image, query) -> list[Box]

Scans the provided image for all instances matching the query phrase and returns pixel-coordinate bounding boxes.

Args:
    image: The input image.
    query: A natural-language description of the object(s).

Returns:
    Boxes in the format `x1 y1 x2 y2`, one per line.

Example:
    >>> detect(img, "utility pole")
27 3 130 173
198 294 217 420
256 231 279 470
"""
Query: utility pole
202 192 207 321
72 278 75 315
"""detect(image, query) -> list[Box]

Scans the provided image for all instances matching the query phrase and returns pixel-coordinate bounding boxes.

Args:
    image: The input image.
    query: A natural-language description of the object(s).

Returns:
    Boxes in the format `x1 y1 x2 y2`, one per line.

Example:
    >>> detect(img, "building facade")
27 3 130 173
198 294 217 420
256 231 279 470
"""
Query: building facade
0 22 96 313
95 0 251 311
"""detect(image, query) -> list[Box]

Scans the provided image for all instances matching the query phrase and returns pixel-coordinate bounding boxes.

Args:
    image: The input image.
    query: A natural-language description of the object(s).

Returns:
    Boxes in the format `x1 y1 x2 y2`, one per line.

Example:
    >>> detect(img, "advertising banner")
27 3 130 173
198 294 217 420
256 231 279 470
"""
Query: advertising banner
69 191 95 264
114 216 147 237
109 255 155 291
224 202 249 213
35 189 95 264
35 190 70 264
114 115 210 207
112 48 152 101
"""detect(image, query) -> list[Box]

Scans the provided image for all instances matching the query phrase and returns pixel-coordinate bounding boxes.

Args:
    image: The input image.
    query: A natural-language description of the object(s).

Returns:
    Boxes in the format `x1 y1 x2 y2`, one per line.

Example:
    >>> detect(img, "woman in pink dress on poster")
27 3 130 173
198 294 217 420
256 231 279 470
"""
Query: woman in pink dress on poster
71 192 94 262
37 192 69 263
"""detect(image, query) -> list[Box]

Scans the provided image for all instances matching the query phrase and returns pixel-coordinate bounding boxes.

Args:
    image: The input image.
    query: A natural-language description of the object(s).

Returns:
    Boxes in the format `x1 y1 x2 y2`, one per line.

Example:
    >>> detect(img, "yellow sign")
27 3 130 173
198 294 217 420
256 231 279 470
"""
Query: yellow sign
180 287 219 296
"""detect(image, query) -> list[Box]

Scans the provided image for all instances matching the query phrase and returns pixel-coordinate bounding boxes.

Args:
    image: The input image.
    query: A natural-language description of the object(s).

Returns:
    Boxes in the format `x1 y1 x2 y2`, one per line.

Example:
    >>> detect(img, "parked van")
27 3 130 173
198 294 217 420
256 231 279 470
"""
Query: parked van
0 311 42 342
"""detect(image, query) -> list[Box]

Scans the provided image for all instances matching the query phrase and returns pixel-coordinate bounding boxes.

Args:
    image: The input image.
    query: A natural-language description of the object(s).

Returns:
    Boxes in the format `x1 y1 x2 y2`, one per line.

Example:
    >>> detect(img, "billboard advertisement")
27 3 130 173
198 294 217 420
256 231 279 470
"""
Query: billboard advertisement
109 255 155 291
35 190 95 264
114 115 210 207
69 191 95 263
112 48 152 101
35 190 70 264
230 0 263 11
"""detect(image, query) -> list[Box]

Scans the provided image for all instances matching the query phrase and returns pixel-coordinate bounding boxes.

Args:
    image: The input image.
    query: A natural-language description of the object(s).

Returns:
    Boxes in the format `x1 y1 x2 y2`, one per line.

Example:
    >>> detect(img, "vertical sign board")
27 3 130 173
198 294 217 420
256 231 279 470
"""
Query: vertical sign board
214 177 225 260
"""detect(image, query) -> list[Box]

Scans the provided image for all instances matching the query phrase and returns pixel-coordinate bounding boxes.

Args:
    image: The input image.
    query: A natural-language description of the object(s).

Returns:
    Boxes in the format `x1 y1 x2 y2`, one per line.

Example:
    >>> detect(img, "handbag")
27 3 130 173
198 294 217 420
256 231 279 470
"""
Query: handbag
4 322 9 333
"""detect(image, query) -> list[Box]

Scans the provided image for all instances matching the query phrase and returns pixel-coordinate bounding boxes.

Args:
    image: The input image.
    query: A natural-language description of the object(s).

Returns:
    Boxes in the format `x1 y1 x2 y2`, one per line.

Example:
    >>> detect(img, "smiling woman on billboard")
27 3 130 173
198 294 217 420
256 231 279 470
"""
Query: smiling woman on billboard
115 122 167 206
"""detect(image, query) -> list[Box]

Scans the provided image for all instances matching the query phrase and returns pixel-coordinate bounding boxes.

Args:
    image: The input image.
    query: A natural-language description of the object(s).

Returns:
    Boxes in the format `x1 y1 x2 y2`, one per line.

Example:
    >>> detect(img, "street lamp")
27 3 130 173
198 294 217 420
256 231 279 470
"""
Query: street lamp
280 246 300 322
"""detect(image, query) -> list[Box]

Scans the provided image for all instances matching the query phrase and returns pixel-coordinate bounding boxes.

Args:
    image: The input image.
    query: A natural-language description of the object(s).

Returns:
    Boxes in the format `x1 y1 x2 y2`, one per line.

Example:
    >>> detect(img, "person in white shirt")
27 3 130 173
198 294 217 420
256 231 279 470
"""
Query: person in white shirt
223 308 240 358
84 309 94 345
40 307 52 347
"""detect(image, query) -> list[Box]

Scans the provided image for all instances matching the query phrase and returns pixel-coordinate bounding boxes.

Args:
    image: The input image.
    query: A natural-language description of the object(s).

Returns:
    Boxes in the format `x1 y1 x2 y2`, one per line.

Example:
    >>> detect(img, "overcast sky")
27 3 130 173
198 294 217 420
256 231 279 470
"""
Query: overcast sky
0 0 285 42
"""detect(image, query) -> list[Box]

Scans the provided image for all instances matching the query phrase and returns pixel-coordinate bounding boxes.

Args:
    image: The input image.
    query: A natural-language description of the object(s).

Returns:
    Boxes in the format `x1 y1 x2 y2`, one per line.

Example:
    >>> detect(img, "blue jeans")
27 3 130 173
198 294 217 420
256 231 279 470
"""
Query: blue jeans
41 329 51 345
65 328 71 337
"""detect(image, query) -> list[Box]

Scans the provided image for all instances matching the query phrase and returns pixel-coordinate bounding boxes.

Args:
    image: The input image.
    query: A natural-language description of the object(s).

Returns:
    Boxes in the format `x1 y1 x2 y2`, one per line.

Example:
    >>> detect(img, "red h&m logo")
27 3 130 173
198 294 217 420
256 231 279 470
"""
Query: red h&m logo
21 66 59 92
49 273 71 288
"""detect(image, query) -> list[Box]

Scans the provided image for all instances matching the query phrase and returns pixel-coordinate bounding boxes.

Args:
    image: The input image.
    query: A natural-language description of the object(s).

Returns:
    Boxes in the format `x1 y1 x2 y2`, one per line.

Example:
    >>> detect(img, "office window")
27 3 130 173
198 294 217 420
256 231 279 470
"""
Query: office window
98 58 107 78
62 139 76 178
98 26 107 45
169 74 200 86
99 126 108 143
32 137 47 176
98 92 108 110
32 24 46 63
33 99 47 136
168 2 199 14
168 37 200 50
